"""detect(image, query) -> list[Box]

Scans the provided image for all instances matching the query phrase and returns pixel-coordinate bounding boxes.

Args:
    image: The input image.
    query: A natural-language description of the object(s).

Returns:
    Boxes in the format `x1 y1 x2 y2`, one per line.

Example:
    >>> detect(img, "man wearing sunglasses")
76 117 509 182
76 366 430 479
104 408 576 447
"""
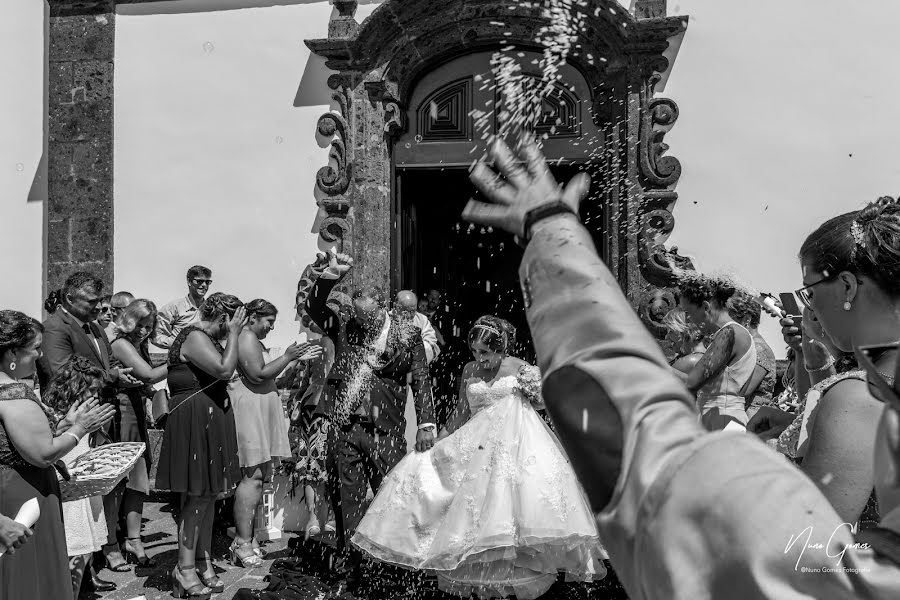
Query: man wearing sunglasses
153 265 212 349
463 136 900 599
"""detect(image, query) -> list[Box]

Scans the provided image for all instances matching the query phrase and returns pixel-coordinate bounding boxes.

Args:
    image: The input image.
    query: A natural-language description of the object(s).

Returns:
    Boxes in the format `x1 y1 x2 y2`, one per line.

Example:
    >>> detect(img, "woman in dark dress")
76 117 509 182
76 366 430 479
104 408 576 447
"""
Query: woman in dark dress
0 310 114 599
100 299 167 570
156 294 245 598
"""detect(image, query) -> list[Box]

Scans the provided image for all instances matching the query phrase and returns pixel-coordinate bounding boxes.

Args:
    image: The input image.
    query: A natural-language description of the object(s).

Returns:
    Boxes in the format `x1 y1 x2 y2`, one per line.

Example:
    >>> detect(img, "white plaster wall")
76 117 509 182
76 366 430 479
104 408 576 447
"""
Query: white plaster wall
663 0 900 356
114 0 379 355
0 0 46 318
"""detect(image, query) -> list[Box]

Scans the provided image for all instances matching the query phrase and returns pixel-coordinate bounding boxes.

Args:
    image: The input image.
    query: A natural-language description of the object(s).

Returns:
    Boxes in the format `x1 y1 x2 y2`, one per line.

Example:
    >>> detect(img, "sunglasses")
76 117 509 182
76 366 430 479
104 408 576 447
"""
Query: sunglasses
98 306 112 314
854 342 900 412
794 273 837 309
191 279 212 286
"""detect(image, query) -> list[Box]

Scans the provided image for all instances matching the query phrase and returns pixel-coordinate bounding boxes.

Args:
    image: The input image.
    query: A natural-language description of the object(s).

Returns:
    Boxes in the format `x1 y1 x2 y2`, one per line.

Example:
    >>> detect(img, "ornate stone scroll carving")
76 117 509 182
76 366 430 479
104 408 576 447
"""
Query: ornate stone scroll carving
315 80 352 197
639 76 682 188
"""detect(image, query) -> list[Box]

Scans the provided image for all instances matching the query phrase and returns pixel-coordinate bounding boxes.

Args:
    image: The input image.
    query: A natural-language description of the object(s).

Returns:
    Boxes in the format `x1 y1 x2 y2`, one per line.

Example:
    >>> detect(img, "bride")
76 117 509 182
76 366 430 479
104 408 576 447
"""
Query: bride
351 316 606 599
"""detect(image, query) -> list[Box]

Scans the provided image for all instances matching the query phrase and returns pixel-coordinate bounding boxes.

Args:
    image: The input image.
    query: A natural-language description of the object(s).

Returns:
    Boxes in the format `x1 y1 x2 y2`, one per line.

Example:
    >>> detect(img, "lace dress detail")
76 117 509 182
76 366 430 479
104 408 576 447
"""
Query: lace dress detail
0 382 72 599
168 325 222 365
775 370 865 459
0 383 56 469
352 372 606 600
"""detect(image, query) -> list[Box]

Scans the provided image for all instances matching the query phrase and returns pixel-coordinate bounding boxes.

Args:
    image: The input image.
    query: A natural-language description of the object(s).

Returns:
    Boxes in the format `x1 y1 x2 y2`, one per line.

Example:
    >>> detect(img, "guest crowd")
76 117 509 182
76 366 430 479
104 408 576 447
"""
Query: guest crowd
2 136 900 600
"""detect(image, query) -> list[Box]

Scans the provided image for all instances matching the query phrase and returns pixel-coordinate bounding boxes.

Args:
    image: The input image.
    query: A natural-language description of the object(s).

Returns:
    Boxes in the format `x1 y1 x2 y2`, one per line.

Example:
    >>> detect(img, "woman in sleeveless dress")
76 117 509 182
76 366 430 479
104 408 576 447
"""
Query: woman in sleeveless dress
156 294 246 598
675 275 756 430
748 304 882 527
352 316 606 600
228 299 321 565
0 310 114 599
102 299 166 570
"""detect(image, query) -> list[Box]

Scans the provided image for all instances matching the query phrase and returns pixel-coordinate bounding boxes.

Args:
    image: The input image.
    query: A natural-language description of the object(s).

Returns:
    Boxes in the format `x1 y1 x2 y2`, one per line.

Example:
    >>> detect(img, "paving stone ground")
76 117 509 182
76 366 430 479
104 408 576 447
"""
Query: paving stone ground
83 497 628 600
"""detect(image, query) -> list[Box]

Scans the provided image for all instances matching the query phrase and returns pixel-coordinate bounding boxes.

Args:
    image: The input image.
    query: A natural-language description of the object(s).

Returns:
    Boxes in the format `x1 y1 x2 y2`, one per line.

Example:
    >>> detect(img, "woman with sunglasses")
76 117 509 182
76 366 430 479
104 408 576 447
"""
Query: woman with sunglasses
748 198 900 526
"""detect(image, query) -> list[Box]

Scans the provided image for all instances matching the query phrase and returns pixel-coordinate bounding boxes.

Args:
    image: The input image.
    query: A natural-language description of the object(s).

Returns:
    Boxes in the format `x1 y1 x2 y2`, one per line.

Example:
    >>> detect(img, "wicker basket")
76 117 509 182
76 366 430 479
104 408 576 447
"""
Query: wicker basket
58 442 146 502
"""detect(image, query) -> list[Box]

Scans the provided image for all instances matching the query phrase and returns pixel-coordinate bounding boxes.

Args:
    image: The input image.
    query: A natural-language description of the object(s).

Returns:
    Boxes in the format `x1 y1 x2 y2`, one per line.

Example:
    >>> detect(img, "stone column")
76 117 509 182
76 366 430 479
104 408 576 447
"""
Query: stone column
47 1 115 292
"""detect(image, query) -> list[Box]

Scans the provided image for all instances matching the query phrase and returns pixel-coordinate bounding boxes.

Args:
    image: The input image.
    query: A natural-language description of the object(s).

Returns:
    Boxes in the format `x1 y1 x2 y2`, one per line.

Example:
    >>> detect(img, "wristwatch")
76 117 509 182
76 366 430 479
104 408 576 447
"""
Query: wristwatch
522 202 580 242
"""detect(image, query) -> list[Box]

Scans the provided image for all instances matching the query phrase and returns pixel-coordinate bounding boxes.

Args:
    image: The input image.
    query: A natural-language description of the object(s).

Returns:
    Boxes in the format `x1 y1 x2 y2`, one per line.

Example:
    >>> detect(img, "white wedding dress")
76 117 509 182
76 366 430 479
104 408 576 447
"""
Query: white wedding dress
351 374 606 599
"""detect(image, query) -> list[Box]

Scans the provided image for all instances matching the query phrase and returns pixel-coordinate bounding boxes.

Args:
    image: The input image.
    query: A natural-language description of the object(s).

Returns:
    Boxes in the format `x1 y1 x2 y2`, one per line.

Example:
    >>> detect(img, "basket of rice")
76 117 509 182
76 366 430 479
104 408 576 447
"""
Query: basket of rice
58 442 146 502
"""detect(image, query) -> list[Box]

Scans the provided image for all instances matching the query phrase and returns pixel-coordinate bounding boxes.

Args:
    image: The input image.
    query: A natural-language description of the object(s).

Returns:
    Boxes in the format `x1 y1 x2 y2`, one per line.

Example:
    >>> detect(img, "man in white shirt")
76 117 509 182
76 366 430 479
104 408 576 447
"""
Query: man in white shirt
394 290 440 364
154 265 212 349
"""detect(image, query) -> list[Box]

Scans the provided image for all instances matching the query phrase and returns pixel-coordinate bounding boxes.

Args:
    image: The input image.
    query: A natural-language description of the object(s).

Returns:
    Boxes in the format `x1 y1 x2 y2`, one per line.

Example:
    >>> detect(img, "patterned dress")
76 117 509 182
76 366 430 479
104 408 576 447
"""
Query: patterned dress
0 383 72 599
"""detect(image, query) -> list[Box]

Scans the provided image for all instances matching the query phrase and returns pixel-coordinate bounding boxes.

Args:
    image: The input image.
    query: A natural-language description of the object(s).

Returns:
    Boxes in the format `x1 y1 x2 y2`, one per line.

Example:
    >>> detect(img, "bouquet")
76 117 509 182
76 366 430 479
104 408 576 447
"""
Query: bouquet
516 364 543 406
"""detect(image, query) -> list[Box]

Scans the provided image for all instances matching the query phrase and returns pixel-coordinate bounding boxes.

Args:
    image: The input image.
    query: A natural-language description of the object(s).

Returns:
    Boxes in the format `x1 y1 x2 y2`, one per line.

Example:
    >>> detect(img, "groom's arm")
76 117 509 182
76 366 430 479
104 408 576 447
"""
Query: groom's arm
408 331 436 427
304 276 341 341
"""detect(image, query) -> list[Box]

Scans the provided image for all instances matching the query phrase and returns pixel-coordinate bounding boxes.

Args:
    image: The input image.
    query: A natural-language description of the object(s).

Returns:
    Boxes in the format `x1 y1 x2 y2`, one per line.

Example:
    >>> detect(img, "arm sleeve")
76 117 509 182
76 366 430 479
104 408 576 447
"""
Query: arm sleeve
304 277 341 340
408 331 435 426
520 216 899 599
153 303 178 350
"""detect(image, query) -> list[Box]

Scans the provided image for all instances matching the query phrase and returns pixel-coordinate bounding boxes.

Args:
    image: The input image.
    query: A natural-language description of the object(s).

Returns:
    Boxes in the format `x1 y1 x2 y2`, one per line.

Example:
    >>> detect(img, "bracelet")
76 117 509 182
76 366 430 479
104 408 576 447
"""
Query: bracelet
804 359 835 373
523 202 579 241
60 431 81 445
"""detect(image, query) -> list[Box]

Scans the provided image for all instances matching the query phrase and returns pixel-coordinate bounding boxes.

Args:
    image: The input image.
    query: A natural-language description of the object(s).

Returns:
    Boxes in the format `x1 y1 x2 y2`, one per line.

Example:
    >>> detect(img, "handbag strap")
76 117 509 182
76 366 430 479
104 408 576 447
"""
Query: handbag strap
167 379 220 416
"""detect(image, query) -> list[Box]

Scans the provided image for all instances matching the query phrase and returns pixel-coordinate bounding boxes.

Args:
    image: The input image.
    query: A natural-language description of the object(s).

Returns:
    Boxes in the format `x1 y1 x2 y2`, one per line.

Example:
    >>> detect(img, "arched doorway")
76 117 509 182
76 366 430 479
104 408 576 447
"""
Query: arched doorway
391 51 610 422
305 0 693 350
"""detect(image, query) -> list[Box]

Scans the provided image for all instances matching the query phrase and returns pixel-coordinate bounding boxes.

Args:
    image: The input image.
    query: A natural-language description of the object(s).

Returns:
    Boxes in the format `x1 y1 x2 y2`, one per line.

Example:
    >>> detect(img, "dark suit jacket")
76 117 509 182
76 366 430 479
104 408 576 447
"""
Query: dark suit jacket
305 276 435 438
37 309 116 395
520 214 900 598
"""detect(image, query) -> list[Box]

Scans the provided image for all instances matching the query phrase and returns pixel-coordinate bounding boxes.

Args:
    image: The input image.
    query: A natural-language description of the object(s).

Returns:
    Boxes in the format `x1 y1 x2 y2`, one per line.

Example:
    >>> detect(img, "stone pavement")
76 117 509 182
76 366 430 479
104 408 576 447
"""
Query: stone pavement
84 497 293 600
85 496 629 600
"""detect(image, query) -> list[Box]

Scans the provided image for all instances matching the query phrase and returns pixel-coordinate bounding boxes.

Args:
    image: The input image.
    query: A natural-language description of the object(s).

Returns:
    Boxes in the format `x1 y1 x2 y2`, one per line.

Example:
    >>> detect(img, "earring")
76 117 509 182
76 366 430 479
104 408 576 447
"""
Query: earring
8 362 15 372
843 301 852 311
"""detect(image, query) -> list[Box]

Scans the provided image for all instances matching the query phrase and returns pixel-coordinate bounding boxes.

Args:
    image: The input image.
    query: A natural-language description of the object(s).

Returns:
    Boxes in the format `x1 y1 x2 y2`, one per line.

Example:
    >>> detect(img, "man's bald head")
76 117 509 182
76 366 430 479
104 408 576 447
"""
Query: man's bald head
396 290 418 312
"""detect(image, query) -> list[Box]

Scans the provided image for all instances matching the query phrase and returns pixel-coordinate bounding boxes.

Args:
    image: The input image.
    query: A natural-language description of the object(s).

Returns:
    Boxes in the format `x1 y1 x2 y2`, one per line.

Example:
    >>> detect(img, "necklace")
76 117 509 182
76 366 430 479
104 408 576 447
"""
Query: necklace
877 371 896 385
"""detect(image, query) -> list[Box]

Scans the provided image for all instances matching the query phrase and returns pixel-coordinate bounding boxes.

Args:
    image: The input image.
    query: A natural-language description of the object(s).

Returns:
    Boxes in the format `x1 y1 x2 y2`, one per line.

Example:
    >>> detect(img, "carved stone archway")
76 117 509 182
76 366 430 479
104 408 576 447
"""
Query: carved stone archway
306 0 693 336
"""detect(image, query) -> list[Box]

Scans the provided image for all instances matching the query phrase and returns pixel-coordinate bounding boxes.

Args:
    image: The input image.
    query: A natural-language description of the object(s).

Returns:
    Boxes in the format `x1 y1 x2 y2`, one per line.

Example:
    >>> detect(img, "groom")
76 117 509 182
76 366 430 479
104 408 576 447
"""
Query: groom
304 252 436 580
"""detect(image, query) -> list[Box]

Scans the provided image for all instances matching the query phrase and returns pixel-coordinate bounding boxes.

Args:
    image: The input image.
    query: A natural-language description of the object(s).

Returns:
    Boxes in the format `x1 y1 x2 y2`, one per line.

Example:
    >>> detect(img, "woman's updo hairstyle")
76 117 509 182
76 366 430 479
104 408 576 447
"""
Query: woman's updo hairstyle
726 292 762 329
677 273 736 309
799 196 900 297
245 299 278 319
468 315 516 355
0 310 43 360
199 293 243 321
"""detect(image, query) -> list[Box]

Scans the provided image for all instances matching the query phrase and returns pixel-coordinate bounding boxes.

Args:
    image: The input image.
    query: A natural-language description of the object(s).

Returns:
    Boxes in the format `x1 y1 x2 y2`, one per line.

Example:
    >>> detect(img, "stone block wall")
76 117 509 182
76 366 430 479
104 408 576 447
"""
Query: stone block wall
47 1 115 293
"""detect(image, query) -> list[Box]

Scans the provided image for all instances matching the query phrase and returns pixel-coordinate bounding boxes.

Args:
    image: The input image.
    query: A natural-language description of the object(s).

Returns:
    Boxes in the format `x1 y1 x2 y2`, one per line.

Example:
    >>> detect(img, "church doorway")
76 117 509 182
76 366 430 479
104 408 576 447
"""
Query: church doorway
393 164 602 426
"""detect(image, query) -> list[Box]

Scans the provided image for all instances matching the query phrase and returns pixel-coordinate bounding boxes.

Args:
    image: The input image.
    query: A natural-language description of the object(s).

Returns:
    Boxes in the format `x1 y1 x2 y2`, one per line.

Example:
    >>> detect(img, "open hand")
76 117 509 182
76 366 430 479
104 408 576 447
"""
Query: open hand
228 306 248 335
70 395 116 434
463 135 590 239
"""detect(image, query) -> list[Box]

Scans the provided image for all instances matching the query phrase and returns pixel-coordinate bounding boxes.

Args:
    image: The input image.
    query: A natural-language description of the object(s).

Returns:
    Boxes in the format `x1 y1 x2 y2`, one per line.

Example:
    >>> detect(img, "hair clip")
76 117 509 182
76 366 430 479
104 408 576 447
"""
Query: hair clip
70 356 94 374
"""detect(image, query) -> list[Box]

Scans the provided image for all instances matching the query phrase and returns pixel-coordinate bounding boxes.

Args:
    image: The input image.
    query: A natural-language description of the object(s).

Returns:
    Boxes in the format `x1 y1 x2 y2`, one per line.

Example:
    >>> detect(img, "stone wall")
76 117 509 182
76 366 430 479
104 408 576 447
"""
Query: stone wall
47 0 116 292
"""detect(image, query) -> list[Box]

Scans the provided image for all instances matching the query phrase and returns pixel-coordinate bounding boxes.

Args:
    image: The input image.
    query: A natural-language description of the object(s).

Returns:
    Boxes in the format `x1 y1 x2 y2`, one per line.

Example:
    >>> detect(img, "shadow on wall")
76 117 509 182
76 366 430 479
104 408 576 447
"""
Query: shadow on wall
117 0 380 17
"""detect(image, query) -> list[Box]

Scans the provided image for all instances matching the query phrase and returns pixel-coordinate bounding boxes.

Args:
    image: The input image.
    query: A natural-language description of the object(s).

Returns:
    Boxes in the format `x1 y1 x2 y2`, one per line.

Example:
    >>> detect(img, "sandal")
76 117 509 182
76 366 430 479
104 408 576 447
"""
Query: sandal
229 539 264 568
171 565 211 599
101 542 132 572
196 562 225 594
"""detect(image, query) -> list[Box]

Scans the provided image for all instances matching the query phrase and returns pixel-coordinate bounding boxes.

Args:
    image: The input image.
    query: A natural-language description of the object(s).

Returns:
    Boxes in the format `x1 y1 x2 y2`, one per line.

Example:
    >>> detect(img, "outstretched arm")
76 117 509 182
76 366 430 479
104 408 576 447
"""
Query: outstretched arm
461 136 889 599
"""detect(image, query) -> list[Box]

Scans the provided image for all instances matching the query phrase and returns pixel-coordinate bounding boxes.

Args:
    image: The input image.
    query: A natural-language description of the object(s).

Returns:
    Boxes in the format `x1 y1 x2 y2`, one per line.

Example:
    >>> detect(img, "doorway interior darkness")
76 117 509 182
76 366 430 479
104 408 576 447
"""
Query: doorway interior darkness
393 165 603 425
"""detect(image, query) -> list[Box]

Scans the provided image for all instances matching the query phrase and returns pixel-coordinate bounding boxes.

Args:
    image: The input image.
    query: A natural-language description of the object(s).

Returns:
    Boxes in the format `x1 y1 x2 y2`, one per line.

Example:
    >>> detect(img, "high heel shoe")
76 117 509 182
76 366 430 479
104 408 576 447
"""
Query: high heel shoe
123 536 158 568
171 565 212 599
197 568 225 594
101 542 132 572
229 539 264 568
304 514 321 541
83 567 117 593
